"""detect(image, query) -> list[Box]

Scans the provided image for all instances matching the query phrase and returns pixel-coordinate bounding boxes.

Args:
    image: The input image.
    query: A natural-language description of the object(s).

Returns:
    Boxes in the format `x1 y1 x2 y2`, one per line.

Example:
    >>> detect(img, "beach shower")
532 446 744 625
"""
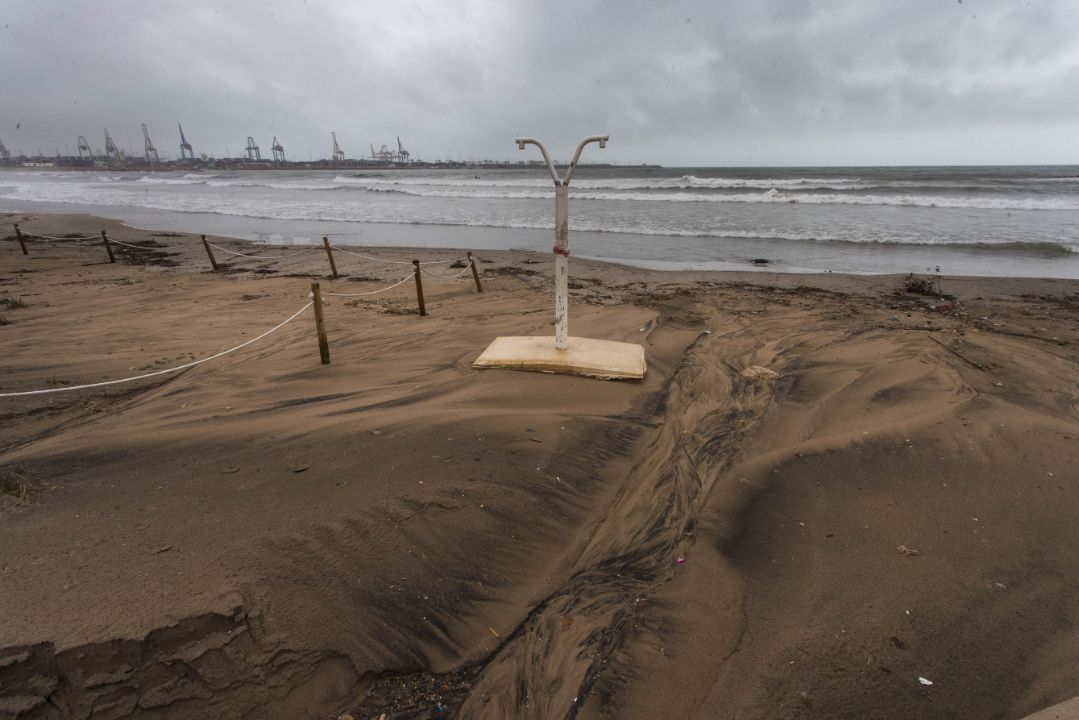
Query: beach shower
471 134 646 380
514 134 607 350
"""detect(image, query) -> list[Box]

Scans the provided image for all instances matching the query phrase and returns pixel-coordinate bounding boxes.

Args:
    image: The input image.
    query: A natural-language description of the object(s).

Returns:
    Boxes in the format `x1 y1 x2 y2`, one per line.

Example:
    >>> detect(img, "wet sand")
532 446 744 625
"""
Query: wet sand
2 212 1078 720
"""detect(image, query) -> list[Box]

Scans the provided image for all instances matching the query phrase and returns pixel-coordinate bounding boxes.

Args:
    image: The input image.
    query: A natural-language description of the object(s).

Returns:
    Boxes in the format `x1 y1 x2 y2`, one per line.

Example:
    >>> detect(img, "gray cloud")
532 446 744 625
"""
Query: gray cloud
2 0 1077 165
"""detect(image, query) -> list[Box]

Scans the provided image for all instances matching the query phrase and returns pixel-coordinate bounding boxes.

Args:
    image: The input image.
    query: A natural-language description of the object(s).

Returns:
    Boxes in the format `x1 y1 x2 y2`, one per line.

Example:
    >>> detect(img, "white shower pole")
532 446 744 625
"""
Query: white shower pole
515 134 608 350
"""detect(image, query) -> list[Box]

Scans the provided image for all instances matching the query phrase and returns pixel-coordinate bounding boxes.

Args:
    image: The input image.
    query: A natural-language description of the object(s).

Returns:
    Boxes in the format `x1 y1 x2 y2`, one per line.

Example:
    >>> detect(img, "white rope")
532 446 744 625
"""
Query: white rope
205 241 317 261
0 301 314 398
273 246 320 259
109 239 159 250
421 261 474 280
322 273 415 297
328 244 464 266
22 232 100 241
327 245 415 265
206 241 279 260
19 242 97 251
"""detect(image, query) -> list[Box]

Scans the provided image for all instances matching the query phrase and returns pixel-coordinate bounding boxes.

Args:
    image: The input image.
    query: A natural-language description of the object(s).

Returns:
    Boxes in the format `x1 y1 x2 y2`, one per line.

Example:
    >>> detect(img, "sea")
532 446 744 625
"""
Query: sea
3 165 1079 278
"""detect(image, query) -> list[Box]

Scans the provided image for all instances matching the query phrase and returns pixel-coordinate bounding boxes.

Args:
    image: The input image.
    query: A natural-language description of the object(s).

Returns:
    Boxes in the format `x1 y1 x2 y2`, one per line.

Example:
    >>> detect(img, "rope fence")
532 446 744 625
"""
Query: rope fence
421 262 475 280
322 271 416 297
9 222 485 326
108 238 159 250
0 300 314 398
3 232 488 400
21 232 100 242
328 244 461 266
204 240 319 262
11 224 480 287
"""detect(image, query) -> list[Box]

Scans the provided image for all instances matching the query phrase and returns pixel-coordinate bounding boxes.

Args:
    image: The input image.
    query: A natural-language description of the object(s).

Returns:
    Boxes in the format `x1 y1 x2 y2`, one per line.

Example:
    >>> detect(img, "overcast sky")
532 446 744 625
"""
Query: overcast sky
2 0 1078 166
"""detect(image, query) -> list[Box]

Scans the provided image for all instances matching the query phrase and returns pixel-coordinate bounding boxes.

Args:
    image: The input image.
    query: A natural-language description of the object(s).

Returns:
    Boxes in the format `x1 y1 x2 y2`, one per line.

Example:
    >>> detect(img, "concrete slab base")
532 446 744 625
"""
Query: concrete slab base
473 336 646 380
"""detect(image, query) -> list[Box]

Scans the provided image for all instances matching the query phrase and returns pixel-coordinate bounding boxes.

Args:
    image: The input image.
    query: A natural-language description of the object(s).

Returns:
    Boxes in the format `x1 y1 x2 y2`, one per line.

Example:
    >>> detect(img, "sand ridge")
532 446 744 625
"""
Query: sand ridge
2 213 1079 719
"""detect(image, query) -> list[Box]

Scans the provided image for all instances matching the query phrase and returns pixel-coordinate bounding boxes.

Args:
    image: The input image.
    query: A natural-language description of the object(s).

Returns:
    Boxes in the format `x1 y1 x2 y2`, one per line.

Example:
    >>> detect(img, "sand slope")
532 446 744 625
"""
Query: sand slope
2 213 1078 719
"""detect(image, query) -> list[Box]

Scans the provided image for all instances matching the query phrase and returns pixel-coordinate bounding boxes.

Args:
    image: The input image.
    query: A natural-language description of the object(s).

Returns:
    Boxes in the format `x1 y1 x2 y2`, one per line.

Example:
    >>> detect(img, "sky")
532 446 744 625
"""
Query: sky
2 0 1078 167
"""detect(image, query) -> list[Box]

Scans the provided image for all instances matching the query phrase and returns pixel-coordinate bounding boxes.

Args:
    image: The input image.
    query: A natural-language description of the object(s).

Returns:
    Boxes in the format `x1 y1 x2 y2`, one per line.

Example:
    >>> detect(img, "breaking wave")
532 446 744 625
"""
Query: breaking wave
363 184 1079 211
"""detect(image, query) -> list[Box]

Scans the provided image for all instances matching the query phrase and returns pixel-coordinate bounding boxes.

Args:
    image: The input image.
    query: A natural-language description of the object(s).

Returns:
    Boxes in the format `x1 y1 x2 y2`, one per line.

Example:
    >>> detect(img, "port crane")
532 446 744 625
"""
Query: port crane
178 124 194 160
142 124 159 163
0 139 9 162
77 136 93 161
103 128 124 164
370 143 395 163
397 136 410 163
245 136 261 161
271 136 286 162
332 132 345 162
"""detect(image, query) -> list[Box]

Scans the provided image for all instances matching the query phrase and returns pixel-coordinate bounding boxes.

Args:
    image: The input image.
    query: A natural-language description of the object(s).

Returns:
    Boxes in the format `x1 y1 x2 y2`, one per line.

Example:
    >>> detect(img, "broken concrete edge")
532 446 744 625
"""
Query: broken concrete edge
472 363 643 381
471 336 646 381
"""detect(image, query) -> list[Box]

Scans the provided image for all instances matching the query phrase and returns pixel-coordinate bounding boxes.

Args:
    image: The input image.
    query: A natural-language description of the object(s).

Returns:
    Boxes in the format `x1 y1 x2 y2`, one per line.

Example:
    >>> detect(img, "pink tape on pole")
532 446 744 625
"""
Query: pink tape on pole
553 246 570 257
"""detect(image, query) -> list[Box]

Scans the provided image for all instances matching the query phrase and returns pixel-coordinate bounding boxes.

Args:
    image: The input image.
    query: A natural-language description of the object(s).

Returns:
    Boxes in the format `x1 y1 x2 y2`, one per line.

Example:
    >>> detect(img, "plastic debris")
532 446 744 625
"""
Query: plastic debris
919 677 933 686
676 557 686 565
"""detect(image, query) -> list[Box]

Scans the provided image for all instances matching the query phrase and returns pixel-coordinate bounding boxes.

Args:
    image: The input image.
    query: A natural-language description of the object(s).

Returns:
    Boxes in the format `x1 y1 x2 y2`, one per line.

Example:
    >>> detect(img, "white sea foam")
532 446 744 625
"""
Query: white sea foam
360 184 1079 211
339 174 870 192
209 178 344 191
1018 176 1079 183
673 174 866 190
4 169 1079 273
8 179 1075 255
136 175 205 185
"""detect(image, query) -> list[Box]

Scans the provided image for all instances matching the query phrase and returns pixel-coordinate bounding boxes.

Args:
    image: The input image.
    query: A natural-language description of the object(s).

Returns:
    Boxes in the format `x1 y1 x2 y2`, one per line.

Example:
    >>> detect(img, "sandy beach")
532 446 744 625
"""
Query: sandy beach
2 212 1079 720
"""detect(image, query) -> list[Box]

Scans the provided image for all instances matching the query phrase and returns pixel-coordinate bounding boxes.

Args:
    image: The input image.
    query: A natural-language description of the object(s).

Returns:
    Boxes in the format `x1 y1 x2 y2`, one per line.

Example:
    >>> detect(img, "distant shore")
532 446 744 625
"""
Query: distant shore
1 159 658 172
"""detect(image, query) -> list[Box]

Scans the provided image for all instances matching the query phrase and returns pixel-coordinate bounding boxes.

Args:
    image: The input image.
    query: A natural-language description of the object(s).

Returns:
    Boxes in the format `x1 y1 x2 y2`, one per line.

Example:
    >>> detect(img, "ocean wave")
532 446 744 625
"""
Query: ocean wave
4 181 1077 256
136 175 206 185
334 174 548 189
360 184 1079 210
674 174 865 190
207 178 346 191
83 171 1079 206
366 186 551 200
338 174 870 192
738 188 1079 211
809 237 1078 255
1018 176 1079 183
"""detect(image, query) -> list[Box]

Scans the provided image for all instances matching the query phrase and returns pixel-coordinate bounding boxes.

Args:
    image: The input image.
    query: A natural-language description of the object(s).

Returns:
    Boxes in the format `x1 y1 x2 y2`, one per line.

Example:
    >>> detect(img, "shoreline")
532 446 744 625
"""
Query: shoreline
4 175 1079 279
7 208 1079 292
2 212 1079 719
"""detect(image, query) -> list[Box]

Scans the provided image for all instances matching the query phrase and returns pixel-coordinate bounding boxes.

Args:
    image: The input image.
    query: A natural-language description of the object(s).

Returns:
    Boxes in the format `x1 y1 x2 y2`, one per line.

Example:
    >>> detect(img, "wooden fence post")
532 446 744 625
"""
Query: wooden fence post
322 237 338 279
100 230 116 263
13 224 27 255
468 251 483 293
311 282 330 364
201 235 219 271
412 260 427 317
